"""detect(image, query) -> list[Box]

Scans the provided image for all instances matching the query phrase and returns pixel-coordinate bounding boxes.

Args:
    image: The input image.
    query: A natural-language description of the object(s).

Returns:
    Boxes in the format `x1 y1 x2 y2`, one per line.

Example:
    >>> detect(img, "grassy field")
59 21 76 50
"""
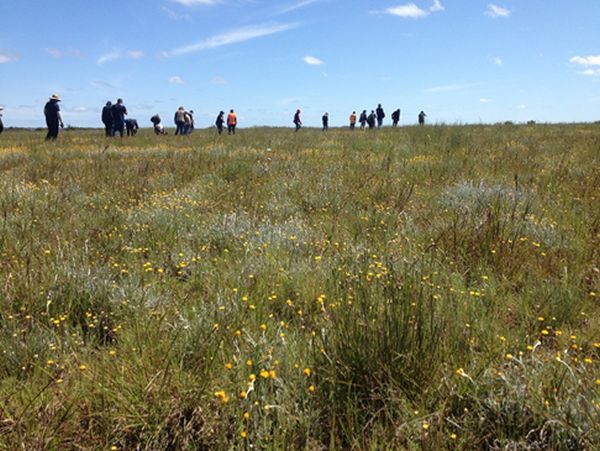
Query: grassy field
0 124 598 450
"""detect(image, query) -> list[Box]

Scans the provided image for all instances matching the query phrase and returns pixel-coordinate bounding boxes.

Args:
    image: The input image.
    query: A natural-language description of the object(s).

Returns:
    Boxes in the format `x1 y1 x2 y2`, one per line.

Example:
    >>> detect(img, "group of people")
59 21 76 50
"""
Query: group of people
215 110 238 135
1 94 430 141
101 99 139 137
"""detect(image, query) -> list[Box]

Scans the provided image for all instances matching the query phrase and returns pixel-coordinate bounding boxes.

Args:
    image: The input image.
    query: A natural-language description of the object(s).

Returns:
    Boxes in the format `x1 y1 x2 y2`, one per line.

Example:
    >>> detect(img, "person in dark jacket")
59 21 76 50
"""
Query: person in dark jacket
376 104 385 128
418 111 427 126
150 114 165 135
293 109 302 131
215 111 225 134
111 98 127 137
391 109 401 127
101 101 113 137
367 110 376 129
322 112 329 131
125 118 139 136
0 106 4 135
359 110 367 129
44 94 64 140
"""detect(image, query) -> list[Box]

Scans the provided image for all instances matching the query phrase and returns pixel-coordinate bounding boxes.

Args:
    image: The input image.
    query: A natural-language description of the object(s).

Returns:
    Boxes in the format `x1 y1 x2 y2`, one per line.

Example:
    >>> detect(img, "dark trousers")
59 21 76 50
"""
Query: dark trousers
217 124 224 134
294 122 301 131
113 122 124 137
175 121 185 135
0 119 3 135
126 125 137 136
350 123 355 130
392 120 399 127
377 118 383 128
46 119 59 140
103 122 113 137
228 124 236 135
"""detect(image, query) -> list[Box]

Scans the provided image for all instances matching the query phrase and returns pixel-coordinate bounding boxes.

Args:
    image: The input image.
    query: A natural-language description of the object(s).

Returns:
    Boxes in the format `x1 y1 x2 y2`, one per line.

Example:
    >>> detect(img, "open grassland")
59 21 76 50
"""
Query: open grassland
0 124 599 450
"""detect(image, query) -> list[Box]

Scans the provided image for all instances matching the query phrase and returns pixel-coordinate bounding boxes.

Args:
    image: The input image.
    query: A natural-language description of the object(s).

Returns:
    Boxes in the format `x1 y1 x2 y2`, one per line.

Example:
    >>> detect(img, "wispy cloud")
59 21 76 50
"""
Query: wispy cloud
171 0 220 6
570 55 600 76
278 0 319 15
97 50 144 65
303 55 324 65
382 1 445 19
162 6 192 21
485 4 511 18
494 56 503 66
164 23 296 57
425 83 476 93
46 48 81 58
90 80 117 89
0 53 18 64
168 75 185 84
479 98 492 103
210 76 228 85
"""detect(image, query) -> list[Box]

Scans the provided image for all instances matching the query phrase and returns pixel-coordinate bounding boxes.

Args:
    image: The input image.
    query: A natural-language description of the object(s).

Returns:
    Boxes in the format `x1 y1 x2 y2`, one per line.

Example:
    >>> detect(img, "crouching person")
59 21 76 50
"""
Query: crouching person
125 118 139 136
151 114 166 135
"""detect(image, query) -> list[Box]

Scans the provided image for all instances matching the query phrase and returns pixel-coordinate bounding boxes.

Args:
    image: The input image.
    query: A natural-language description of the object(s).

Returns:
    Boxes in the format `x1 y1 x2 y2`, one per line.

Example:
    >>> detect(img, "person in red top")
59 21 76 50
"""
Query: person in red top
227 109 237 135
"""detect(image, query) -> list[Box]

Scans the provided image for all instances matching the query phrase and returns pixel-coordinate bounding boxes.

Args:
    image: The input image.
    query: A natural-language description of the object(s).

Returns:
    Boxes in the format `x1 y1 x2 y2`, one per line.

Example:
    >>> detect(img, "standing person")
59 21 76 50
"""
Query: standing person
376 104 385 128
359 110 367 129
183 110 193 134
418 111 427 126
293 109 302 131
0 106 4 135
322 112 329 131
174 107 186 135
391 109 401 127
367 110 376 129
215 111 225 134
227 109 237 135
349 111 357 130
188 110 195 134
44 94 64 140
111 98 127 137
101 101 113 137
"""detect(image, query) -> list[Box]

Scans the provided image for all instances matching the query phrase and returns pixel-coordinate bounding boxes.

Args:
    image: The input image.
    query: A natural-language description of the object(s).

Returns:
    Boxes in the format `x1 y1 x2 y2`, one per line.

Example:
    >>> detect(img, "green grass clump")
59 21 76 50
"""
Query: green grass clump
0 124 598 449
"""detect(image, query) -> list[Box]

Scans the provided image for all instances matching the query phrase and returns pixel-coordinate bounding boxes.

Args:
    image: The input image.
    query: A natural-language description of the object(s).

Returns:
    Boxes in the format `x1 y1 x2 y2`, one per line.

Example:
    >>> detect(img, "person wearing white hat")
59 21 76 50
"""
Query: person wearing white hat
44 94 64 140
0 106 4 135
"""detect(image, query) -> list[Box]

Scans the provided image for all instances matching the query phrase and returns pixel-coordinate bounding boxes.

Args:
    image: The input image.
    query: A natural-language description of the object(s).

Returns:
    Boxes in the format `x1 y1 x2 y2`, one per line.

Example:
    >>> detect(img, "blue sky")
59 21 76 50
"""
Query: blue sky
1 0 599 128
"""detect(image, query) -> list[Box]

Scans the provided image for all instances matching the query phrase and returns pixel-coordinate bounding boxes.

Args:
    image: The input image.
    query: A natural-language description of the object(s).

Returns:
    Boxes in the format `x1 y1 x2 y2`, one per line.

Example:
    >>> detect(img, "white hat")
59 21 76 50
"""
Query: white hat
50 93 61 101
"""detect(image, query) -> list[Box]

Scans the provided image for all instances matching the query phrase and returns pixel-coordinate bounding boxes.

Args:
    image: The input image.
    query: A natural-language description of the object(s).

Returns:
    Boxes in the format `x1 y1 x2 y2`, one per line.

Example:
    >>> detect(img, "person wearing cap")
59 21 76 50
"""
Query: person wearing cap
44 94 64 140
111 98 127 137
215 111 225 134
102 101 113 137
0 106 4 135
293 109 302 131
227 109 237 135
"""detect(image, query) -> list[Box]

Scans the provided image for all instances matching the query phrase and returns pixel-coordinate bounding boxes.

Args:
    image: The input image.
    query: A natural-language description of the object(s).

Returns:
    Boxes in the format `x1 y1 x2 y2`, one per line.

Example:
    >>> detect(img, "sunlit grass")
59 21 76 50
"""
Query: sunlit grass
0 124 598 449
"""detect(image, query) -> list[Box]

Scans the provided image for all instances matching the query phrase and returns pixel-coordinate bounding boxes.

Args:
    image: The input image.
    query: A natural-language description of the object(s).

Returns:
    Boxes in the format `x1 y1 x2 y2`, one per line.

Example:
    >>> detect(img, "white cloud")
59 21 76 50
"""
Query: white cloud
383 1 444 19
168 75 185 84
0 53 18 64
485 4 511 18
127 50 144 59
494 56 503 66
385 3 429 19
570 56 600 76
171 0 220 5
303 55 324 65
430 0 444 12
165 23 296 57
516 104 527 110
479 98 492 103
97 50 144 65
210 76 228 85
570 55 600 67
578 69 600 77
